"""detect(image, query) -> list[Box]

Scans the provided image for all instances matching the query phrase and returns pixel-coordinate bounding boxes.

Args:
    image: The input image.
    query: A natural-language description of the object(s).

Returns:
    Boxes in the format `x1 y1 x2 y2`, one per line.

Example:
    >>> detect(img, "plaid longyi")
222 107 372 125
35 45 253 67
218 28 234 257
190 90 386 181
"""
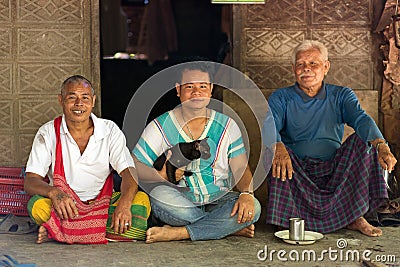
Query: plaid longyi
266 134 388 233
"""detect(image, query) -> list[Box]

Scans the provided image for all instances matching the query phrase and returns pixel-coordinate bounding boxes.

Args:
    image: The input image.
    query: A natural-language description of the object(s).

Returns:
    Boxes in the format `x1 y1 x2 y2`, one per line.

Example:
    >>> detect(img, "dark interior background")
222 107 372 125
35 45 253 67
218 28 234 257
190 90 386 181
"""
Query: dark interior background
100 0 228 132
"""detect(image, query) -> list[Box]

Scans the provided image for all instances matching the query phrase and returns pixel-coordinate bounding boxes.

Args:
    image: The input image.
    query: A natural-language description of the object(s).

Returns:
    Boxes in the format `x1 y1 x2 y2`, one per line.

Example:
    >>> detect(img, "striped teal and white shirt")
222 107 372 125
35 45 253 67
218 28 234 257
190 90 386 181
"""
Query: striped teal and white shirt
133 109 246 204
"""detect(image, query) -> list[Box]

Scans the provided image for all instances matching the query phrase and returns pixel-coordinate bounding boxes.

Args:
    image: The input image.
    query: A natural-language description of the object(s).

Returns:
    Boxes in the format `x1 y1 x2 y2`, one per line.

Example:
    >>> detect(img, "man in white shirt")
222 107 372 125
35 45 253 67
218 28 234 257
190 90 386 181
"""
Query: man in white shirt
24 75 149 244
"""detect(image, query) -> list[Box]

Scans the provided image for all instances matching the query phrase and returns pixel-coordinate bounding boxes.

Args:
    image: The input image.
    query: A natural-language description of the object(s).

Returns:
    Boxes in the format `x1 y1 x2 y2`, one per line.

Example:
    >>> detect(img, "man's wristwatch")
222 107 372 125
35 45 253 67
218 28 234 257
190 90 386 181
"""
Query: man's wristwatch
376 141 388 151
239 191 254 197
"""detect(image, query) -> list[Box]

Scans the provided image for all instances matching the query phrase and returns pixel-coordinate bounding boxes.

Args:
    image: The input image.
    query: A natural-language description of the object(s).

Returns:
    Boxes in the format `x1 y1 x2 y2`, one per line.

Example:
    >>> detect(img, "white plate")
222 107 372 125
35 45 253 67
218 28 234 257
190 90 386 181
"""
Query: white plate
274 230 324 245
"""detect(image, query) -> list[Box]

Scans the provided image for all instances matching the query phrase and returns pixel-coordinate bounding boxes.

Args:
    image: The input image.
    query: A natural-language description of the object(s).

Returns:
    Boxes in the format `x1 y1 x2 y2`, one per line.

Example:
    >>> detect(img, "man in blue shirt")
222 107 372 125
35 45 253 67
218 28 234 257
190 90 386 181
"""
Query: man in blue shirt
263 40 397 236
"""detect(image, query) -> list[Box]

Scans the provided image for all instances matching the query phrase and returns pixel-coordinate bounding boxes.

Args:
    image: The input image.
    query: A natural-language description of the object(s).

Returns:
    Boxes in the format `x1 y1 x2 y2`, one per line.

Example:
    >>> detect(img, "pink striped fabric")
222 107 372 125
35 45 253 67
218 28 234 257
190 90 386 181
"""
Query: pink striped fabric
42 116 113 244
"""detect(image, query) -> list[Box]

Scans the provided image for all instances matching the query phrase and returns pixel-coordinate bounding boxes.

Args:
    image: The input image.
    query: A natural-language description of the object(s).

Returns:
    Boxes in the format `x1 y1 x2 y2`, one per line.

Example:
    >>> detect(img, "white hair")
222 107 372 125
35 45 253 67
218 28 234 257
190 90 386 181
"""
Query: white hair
292 40 329 65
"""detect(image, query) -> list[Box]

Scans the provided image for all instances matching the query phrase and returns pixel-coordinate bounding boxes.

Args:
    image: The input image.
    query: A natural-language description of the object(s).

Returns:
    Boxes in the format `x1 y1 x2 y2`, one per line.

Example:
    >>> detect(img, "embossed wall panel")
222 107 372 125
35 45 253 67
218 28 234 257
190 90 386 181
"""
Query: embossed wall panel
0 1 99 166
17 64 83 94
17 29 83 60
354 90 378 122
343 90 378 141
19 134 35 166
311 29 371 59
246 62 293 89
325 60 372 90
0 135 15 165
0 100 13 130
235 3 375 88
0 64 13 94
19 98 61 130
0 1 11 22
0 28 12 59
246 0 306 27
245 29 306 59
17 0 84 23
311 0 371 26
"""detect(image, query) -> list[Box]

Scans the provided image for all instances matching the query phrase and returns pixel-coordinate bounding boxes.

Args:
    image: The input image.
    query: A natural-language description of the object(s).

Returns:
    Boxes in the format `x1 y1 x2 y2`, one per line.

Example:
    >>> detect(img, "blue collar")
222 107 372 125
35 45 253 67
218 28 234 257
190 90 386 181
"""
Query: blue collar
294 82 326 102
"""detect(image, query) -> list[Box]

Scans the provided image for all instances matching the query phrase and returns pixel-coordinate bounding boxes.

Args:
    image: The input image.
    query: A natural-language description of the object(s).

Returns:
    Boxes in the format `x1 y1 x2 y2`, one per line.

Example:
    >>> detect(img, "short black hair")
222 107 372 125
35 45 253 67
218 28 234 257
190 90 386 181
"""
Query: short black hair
60 75 94 96
175 56 215 83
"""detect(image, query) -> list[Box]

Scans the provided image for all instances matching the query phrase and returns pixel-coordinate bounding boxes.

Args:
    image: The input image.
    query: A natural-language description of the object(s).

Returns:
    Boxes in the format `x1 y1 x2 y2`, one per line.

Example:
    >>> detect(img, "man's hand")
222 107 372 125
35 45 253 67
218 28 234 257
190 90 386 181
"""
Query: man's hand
272 142 293 181
231 193 255 224
377 143 397 172
25 172 80 220
48 187 78 220
110 199 132 234
156 150 185 182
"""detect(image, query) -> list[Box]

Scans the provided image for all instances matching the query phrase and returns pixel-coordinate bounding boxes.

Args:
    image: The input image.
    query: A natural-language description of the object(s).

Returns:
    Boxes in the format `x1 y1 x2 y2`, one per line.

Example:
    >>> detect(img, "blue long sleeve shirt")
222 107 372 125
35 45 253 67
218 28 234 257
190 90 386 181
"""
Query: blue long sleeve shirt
264 82 384 161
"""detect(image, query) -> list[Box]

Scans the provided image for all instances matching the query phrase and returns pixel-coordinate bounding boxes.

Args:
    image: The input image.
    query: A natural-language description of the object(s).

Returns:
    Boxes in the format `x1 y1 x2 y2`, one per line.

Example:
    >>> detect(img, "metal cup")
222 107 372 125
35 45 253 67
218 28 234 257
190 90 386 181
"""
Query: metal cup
289 218 305 241
383 169 389 184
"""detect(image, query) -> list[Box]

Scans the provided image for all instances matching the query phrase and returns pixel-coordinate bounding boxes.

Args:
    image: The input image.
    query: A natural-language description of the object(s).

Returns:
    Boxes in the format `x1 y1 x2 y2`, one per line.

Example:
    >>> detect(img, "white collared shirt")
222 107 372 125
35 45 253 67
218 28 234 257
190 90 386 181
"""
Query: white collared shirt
26 113 134 201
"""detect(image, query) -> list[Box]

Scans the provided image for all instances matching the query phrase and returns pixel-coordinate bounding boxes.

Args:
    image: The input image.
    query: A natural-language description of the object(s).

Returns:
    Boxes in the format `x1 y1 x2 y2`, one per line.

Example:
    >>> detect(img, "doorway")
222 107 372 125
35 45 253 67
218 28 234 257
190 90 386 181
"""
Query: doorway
100 0 230 132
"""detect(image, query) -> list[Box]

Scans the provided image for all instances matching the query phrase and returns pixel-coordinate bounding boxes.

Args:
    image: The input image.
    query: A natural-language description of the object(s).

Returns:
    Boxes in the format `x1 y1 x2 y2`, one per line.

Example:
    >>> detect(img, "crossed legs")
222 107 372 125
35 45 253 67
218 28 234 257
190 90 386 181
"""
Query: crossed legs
146 185 261 243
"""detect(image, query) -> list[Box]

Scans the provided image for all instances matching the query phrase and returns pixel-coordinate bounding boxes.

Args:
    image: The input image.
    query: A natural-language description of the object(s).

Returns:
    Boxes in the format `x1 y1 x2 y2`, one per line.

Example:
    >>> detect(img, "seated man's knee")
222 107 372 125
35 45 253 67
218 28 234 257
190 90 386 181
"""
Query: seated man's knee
150 185 178 202
150 186 204 224
133 191 151 218
150 185 194 208
28 195 52 225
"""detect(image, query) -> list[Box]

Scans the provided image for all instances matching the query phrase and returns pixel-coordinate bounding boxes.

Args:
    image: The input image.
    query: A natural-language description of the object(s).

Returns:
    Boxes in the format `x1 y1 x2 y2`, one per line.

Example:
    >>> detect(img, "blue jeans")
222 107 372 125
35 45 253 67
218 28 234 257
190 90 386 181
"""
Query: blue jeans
149 185 262 241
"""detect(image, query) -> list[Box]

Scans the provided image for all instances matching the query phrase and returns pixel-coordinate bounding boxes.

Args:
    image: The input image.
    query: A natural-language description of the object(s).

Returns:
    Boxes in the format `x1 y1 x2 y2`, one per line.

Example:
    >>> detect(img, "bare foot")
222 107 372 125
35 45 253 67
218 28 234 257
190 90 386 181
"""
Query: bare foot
145 225 190 244
231 224 255 238
36 225 52 244
347 217 382 237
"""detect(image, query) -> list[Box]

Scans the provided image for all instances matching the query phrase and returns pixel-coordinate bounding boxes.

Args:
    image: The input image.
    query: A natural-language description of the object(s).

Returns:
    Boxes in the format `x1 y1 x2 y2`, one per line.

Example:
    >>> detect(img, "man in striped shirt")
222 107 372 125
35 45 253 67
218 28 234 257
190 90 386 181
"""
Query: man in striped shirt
133 59 261 243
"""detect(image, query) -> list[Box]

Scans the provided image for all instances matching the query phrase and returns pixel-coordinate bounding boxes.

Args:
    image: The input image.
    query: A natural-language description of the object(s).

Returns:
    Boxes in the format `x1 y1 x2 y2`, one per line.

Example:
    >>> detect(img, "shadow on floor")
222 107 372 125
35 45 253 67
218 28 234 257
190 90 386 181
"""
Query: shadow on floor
0 211 399 267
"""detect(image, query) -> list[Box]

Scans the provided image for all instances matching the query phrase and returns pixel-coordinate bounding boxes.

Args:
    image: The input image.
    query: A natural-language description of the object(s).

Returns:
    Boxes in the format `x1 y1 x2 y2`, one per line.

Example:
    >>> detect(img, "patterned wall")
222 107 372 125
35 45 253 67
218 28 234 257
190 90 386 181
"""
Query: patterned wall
0 1 100 167
234 0 374 91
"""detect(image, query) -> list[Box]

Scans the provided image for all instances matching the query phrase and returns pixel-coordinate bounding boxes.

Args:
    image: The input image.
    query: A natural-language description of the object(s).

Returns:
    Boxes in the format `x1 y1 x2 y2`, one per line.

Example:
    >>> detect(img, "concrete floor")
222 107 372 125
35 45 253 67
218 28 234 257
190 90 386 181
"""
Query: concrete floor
0 212 399 267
